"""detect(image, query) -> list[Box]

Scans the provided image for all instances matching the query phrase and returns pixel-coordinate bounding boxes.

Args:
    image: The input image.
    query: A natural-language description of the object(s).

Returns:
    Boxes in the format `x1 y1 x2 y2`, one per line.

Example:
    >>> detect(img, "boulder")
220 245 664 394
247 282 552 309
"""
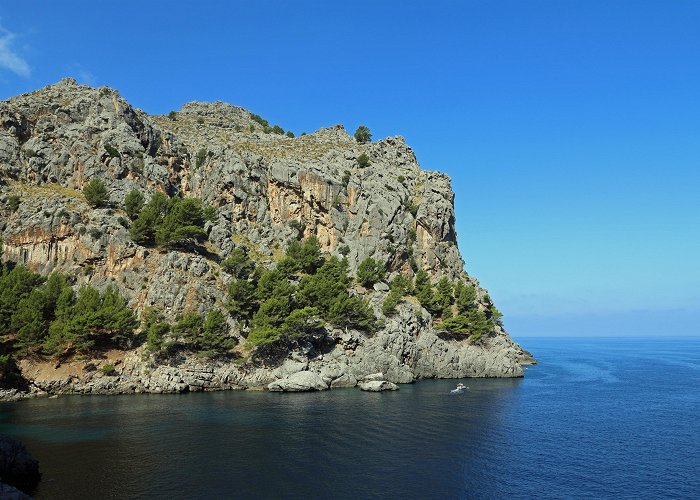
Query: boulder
0 483 32 500
361 372 385 382
330 373 357 388
359 381 399 392
0 435 41 494
268 371 328 392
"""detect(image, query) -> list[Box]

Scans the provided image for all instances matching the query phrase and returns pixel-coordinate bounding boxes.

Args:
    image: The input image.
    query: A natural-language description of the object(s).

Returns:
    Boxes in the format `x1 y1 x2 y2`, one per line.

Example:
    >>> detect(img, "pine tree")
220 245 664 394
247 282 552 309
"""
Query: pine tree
354 126 372 143
124 189 145 220
357 257 386 288
83 179 109 207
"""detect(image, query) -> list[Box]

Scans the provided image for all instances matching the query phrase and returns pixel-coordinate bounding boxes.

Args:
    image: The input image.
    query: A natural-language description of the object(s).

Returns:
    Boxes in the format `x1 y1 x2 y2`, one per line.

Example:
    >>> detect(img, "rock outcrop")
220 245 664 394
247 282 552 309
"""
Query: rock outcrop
359 381 399 392
0 435 41 495
0 78 534 398
268 371 328 392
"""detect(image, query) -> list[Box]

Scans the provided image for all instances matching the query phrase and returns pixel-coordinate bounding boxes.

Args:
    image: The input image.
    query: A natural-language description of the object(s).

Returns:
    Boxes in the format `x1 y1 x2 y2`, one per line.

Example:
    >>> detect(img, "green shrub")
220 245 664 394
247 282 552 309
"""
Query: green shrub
146 321 171 353
104 144 120 159
407 228 417 244
328 295 376 332
204 205 217 222
101 363 116 375
357 257 386 288
403 196 419 217
7 195 20 212
196 148 207 168
434 277 454 318
129 192 169 246
440 309 491 340
221 248 255 279
227 278 258 321
124 189 145 220
455 281 477 314
382 289 402 316
83 179 109 208
197 117 204 125
357 153 370 168
155 197 207 248
272 125 284 135
250 113 269 127
129 193 207 250
414 269 438 314
167 111 177 121
285 236 323 274
286 131 295 138
354 125 371 143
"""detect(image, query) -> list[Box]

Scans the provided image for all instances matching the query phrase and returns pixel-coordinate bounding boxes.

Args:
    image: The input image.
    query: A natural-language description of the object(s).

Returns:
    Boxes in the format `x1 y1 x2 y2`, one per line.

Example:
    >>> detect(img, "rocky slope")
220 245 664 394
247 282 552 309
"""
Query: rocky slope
0 78 533 398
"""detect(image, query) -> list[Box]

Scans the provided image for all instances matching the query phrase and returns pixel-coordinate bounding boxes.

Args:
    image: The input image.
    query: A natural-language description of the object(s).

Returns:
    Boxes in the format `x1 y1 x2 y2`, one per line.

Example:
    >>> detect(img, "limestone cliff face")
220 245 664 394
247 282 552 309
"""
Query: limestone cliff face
0 78 532 396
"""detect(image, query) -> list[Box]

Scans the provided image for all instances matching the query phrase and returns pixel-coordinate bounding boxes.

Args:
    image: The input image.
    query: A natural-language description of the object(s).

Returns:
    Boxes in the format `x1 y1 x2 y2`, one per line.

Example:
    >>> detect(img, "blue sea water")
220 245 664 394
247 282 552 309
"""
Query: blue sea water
1 337 699 499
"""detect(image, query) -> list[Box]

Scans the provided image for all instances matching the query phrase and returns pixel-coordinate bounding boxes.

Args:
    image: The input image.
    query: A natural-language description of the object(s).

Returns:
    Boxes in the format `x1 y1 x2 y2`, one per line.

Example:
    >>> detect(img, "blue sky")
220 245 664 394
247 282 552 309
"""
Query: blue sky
1 1 698 336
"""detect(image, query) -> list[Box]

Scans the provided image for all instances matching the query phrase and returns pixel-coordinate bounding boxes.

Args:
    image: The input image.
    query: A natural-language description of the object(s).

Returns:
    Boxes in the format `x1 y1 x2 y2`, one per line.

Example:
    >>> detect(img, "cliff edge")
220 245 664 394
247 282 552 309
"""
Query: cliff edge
0 78 533 398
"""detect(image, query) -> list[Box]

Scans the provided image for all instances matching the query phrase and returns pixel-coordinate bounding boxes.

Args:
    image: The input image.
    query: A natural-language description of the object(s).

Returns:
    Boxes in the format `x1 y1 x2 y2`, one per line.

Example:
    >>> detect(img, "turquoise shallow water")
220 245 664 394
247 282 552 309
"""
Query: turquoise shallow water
2 337 699 499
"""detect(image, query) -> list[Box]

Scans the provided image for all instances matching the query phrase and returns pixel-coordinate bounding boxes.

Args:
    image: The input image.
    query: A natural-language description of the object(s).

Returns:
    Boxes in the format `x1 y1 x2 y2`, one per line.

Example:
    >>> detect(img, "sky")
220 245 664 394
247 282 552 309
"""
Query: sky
1 1 698 337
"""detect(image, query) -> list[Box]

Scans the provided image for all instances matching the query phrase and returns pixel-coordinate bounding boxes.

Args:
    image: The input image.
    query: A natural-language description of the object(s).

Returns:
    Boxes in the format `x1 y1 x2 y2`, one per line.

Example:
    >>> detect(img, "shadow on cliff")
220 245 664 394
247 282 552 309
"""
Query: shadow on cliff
248 330 337 367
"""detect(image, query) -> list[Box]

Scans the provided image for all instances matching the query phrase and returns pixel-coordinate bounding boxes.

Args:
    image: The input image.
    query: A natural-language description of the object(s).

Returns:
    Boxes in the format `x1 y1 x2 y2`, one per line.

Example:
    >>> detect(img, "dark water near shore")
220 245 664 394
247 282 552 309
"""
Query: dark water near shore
2 337 699 499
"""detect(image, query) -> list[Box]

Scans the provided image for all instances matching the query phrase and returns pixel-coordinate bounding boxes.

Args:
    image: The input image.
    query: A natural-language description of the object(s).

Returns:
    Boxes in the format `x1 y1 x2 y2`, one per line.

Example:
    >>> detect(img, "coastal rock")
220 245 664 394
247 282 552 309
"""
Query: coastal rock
0 435 41 494
0 483 32 500
0 79 534 401
268 371 329 392
330 373 357 388
359 381 399 392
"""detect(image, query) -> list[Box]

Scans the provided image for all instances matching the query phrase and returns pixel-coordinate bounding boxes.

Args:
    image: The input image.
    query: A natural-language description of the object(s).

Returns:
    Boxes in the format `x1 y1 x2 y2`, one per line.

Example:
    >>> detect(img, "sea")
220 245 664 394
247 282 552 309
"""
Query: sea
1 337 699 499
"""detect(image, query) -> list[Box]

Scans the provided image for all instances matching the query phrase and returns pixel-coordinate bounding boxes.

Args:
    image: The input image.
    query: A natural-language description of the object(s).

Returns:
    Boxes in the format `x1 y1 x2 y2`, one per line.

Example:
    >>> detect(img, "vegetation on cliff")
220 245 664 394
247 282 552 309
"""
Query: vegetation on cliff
0 243 137 358
227 237 377 349
381 269 502 342
128 192 208 249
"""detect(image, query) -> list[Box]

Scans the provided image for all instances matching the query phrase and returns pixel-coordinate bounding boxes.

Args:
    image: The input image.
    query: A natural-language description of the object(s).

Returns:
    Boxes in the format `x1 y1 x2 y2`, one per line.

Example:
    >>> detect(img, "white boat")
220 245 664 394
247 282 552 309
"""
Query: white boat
450 383 467 394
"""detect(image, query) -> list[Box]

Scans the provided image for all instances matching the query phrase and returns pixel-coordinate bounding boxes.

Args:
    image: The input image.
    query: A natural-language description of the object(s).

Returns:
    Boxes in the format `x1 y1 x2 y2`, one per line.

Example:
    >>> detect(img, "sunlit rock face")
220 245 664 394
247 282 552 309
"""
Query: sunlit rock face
0 78 533 396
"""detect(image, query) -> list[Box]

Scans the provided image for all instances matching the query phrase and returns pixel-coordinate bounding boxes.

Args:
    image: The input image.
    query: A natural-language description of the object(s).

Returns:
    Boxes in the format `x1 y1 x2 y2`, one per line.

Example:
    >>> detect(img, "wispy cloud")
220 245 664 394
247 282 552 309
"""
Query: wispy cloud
0 23 30 77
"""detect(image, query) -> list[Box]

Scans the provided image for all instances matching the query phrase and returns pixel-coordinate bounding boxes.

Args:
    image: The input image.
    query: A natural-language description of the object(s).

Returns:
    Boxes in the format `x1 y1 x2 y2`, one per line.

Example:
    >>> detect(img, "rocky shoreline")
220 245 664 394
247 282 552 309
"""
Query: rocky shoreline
1 303 534 401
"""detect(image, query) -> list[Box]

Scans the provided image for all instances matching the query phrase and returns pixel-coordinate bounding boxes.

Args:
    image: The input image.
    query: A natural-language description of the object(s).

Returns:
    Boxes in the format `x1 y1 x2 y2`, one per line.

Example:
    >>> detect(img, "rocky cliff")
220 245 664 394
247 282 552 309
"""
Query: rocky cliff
0 78 533 398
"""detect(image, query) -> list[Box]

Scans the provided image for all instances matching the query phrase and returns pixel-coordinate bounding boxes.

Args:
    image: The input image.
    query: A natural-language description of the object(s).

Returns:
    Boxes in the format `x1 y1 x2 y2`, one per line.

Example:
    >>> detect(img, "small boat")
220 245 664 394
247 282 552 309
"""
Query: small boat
450 383 467 394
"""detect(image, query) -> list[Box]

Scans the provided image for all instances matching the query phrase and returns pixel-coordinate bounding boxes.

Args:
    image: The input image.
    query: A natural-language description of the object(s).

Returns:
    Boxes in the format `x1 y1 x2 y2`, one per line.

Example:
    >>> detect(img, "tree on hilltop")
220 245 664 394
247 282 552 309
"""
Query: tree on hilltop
354 125 371 143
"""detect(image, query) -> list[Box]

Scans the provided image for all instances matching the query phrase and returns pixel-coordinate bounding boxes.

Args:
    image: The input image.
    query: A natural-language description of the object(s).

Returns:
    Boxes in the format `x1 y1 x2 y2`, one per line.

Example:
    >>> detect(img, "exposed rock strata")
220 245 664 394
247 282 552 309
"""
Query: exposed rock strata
0 79 534 398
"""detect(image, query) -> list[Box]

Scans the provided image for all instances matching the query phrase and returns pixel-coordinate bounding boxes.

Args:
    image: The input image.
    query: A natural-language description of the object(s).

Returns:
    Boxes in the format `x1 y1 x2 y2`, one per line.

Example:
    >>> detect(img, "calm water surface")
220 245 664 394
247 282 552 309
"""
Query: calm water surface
1 337 699 499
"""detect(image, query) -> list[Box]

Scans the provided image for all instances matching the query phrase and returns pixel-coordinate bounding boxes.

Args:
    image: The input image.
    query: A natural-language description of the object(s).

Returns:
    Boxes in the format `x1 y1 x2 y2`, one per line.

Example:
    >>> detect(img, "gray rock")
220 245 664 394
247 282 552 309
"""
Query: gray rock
330 373 357 388
0 483 32 500
361 372 386 382
359 381 399 392
0 79 533 400
268 371 329 392
0 434 41 494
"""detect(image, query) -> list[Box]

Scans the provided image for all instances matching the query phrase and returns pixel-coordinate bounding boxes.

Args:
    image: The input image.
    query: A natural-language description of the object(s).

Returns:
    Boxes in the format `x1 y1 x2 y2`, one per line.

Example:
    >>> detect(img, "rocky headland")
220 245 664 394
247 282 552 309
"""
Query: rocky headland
0 78 533 399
